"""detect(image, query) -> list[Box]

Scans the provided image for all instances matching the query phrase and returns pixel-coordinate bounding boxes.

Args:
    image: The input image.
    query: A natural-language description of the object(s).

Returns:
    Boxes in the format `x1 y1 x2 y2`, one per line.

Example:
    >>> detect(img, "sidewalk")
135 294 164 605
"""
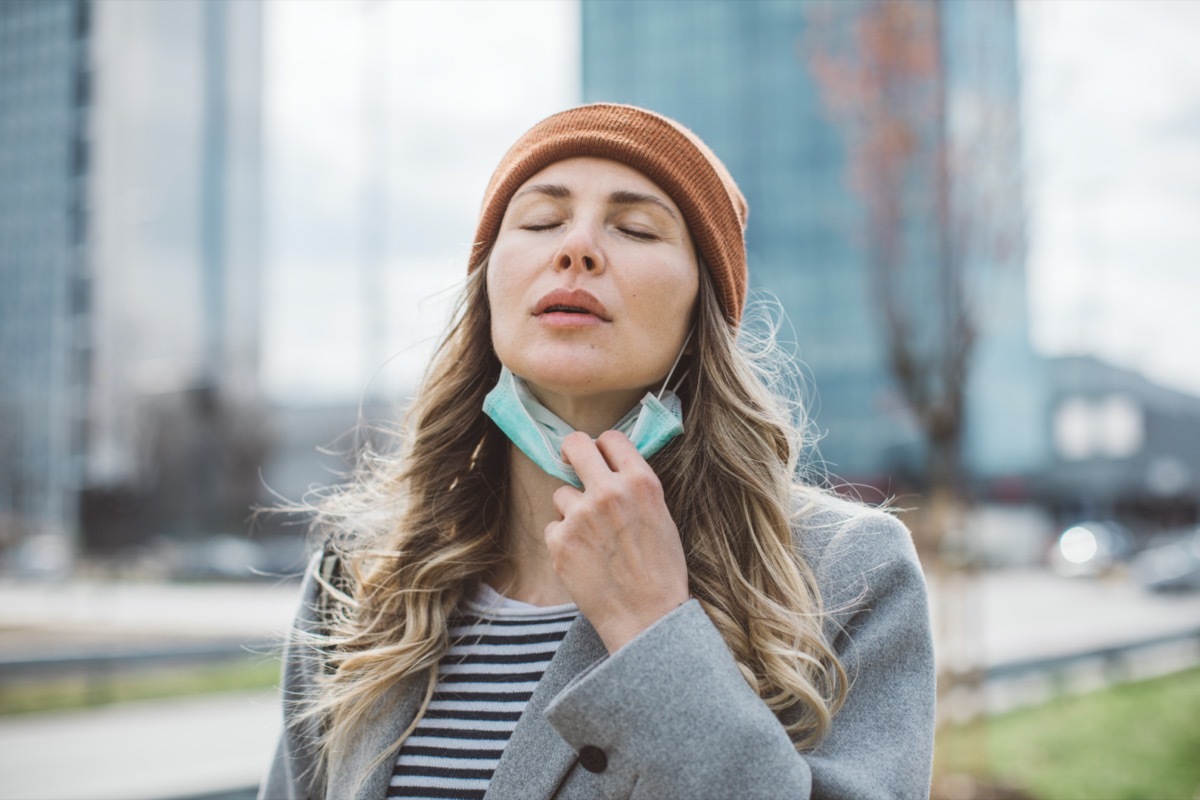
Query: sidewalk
956 567 1200 666
0 689 279 800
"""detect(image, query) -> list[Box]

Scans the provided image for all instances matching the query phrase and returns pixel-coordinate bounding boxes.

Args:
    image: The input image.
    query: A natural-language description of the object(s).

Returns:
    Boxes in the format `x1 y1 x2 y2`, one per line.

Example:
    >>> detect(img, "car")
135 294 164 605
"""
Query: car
1131 526 1200 592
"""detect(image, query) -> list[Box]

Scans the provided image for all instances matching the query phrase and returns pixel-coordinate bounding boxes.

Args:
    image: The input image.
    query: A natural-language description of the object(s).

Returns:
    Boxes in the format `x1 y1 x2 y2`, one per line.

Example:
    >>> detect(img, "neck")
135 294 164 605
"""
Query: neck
524 384 646 438
488 445 575 607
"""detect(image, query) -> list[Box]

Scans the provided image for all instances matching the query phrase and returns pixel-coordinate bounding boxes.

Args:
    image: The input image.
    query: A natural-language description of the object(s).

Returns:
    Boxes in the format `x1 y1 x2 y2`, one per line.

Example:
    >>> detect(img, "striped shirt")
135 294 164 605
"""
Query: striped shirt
387 584 579 800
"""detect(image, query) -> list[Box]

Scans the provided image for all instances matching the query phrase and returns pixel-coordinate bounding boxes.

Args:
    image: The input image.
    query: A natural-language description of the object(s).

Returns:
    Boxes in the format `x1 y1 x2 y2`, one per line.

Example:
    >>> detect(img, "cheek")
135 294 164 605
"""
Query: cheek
485 239 533 307
631 268 698 333
485 267 514 347
485 254 521 315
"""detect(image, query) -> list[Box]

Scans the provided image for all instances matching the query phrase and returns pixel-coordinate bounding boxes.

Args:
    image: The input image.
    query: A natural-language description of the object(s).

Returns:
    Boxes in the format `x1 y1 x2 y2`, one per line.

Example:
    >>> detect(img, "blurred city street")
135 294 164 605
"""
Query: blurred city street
0 577 300 645
2 567 1199 800
965 568 1200 666
0 577 297 800
0 689 276 800
3 0 1200 798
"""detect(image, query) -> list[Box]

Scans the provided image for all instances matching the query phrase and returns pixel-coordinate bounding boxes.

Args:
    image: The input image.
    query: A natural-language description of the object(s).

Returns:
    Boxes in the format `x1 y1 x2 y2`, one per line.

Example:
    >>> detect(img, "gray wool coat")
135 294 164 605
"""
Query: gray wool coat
259 495 935 800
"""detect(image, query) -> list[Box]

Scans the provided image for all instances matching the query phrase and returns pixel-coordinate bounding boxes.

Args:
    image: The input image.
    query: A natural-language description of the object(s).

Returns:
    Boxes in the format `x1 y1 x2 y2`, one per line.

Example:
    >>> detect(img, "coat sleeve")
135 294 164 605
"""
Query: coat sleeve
542 506 935 800
259 551 328 800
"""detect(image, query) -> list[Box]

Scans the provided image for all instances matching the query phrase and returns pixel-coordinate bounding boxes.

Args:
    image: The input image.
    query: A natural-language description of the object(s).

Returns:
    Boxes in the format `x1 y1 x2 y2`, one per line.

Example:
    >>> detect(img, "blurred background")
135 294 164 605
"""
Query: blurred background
2 1 1199 798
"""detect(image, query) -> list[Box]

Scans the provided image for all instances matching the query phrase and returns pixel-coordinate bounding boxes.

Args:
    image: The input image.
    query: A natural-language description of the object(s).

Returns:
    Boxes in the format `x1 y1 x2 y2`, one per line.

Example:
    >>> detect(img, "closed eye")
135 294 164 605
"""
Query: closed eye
522 222 562 232
619 227 659 242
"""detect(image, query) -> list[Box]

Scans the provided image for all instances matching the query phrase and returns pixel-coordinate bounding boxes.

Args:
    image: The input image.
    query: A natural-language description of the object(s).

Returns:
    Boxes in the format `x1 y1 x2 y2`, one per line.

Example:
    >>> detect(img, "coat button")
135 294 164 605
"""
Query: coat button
579 745 608 773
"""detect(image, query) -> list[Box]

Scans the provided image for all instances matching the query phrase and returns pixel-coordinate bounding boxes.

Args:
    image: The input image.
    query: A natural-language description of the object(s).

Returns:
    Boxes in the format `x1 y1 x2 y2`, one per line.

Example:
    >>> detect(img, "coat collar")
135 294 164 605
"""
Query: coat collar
328 673 424 800
330 613 608 800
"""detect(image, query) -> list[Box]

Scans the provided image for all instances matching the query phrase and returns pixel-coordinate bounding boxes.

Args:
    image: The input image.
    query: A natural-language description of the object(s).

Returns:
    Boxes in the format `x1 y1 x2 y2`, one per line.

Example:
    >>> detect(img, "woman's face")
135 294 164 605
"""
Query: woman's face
488 157 699 421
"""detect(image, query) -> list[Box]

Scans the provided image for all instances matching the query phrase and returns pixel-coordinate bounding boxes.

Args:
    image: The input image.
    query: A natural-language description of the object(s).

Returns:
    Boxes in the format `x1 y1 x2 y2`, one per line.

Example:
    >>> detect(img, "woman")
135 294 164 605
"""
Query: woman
261 103 935 800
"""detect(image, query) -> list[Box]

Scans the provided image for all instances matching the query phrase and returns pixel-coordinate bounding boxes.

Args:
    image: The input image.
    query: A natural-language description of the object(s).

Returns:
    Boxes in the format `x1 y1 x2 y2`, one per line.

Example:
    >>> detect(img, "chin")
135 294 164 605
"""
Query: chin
499 342 658 401
514 362 601 395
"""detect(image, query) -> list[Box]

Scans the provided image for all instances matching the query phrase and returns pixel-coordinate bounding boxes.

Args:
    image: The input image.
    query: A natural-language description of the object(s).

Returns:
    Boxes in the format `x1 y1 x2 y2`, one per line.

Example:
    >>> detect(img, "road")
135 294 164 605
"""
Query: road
1 568 1199 800
937 567 1200 666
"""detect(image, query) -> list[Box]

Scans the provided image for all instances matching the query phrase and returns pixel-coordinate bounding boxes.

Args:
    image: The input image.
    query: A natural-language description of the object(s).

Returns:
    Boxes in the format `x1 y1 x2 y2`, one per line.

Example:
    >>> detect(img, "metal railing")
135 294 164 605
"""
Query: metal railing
986 625 1200 681
0 639 276 679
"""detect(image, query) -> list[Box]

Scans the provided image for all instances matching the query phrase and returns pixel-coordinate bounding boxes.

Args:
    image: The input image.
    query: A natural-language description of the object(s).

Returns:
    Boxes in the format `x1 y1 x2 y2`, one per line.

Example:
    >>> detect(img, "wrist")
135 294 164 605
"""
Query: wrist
596 595 691 653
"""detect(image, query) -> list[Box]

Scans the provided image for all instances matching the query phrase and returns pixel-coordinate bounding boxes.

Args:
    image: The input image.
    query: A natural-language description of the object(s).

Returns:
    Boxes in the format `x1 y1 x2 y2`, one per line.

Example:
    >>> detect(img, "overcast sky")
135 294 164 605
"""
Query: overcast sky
261 0 1200 404
262 0 580 403
1019 0 1200 396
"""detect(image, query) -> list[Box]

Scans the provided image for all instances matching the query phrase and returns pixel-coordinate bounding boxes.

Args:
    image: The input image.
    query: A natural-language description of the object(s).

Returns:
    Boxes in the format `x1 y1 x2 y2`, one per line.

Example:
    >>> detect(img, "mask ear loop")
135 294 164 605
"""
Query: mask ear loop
656 327 694 400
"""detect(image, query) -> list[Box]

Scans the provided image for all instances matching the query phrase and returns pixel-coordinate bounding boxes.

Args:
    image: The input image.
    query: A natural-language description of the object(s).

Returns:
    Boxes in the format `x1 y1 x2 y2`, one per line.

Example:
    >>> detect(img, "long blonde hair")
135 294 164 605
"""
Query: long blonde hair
298 257 847 784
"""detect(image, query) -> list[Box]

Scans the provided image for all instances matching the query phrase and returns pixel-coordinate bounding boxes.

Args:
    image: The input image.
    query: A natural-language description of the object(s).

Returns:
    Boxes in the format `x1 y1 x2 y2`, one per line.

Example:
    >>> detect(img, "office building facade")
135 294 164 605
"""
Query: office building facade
582 0 1047 491
0 0 264 564
0 0 92 564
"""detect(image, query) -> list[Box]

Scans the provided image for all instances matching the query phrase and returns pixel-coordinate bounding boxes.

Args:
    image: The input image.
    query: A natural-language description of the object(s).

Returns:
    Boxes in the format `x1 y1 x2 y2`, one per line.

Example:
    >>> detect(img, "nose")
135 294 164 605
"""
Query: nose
553 221 605 274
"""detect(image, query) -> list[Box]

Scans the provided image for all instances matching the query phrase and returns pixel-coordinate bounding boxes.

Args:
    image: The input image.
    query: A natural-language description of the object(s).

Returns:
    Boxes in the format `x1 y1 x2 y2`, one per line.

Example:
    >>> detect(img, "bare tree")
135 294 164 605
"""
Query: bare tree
806 1 1026 793
807 0 1024 547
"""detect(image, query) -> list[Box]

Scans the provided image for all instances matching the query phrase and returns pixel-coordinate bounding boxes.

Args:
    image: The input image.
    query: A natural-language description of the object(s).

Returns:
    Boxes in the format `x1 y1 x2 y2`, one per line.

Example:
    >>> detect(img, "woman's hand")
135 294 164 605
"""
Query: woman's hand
546 430 690 653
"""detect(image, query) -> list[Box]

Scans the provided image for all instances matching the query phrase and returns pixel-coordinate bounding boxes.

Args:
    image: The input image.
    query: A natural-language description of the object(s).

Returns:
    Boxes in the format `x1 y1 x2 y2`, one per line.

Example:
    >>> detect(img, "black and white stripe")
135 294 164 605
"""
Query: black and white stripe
388 586 577 800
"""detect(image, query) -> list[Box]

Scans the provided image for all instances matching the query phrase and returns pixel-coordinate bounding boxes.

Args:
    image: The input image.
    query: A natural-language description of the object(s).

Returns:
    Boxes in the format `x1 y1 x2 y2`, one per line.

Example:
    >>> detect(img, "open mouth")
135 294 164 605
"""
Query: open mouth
534 288 610 320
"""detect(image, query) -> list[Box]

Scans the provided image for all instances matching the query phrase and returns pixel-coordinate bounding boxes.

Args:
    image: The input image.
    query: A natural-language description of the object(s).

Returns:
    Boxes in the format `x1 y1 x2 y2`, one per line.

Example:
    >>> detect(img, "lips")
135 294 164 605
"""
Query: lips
534 288 610 321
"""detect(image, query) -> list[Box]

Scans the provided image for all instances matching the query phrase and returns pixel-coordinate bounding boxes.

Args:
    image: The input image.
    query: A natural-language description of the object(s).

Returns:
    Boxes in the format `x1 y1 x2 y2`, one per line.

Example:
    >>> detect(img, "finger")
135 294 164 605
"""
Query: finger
551 484 582 519
594 430 647 473
543 518 568 556
560 431 613 487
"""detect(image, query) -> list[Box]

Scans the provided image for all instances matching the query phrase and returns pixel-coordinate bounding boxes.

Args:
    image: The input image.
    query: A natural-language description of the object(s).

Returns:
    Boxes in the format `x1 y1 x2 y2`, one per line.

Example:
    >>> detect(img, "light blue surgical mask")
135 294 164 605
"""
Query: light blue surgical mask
482 337 690 488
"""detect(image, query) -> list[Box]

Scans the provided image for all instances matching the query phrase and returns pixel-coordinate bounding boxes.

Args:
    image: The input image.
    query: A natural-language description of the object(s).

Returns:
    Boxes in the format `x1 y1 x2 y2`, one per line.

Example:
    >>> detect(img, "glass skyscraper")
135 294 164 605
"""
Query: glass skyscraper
0 0 91 564
1 0 263 563
582 0 1047 492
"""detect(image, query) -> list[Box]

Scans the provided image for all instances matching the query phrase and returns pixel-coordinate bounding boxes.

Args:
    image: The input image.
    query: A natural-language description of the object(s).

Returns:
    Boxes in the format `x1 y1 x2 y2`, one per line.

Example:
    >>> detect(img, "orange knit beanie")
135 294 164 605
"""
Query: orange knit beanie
469 103 749 325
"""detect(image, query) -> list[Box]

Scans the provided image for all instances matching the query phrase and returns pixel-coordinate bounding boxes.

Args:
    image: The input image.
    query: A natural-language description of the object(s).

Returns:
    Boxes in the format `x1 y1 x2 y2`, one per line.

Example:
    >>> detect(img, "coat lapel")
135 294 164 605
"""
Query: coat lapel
325 673 426 800
484 614 608 800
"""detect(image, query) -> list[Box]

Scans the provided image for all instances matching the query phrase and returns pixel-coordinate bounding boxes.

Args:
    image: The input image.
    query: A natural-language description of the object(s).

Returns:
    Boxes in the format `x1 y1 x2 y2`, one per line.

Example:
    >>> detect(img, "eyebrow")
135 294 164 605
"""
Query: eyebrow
609 189 679 221
512 184 679 221
513 183 571 200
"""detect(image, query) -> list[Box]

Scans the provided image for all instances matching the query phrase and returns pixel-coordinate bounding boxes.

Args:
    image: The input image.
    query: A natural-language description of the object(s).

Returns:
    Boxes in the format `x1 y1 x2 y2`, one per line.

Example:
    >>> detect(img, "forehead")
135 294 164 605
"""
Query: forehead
513 157 680 210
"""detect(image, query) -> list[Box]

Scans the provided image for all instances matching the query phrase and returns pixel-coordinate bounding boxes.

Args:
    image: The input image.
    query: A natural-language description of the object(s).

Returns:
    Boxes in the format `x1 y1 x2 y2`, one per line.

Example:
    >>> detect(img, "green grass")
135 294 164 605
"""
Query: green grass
937 668 1200 800
0 656 281 716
